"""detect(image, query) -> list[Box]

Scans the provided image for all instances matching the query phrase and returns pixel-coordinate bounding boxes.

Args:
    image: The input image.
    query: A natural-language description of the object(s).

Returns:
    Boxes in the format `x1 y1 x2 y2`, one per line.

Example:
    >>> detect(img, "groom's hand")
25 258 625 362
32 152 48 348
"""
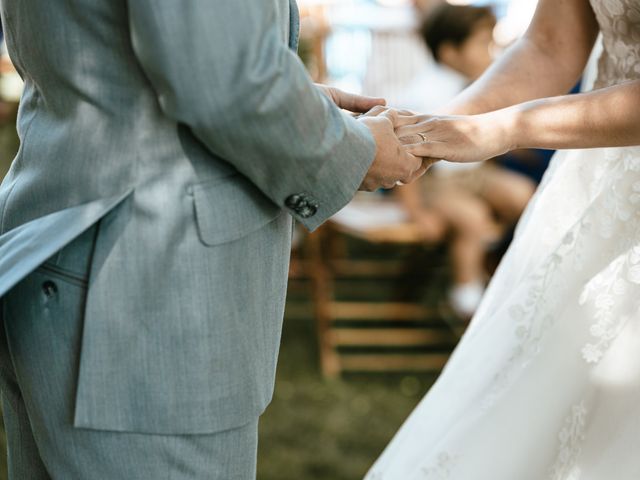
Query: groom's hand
316 84 386 113
358 107 428 191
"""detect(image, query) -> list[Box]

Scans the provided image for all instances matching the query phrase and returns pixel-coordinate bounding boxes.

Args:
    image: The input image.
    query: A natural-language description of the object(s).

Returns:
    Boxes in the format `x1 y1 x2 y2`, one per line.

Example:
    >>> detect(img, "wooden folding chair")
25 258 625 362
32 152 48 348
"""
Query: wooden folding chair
306 196 462 377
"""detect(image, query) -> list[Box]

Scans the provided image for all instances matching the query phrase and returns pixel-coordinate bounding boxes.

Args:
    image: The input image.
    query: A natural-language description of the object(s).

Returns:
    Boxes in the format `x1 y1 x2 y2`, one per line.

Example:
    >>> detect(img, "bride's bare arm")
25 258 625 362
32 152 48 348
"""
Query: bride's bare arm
507 81 640 150
397 80 640 163
441 0 599 116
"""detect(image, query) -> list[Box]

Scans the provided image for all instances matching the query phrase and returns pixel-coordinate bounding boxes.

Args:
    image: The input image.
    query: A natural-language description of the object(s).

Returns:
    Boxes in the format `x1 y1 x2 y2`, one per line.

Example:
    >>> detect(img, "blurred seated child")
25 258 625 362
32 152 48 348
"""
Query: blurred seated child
397 3 540 319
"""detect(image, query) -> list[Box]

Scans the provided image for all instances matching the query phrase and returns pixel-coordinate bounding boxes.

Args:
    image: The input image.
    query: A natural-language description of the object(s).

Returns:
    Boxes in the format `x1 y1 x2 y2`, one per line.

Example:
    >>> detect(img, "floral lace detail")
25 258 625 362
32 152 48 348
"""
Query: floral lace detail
480 229 575 409
579 148 640 363
590 0 640 88
420 452 458 479
480 147 640 407
591 150 640 239
549 402 588 480
366 452 459 480
579 246 640 363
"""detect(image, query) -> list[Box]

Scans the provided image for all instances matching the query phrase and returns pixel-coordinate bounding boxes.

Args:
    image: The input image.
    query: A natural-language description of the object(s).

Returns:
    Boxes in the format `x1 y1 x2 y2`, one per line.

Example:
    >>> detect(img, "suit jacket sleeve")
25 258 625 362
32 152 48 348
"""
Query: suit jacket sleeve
126 0 376 230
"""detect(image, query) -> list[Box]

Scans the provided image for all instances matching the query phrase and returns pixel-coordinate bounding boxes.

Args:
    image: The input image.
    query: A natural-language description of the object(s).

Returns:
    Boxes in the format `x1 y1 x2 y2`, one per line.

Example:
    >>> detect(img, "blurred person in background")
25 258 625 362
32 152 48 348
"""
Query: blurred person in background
367 0 640 477
0 23 19 181
412 0 437 15
397 3 537 318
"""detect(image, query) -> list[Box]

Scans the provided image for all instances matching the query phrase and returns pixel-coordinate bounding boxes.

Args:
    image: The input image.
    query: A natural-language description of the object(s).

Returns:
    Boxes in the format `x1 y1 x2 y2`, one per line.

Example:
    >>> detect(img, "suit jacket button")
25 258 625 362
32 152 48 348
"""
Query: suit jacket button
285 194 303 210
285 193 319 219
297 203 318 218
42 281 58 298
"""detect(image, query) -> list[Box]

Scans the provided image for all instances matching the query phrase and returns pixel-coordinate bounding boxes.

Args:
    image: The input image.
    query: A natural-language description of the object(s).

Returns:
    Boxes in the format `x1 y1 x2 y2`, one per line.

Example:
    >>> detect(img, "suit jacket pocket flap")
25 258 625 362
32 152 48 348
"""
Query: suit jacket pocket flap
193 175 282 246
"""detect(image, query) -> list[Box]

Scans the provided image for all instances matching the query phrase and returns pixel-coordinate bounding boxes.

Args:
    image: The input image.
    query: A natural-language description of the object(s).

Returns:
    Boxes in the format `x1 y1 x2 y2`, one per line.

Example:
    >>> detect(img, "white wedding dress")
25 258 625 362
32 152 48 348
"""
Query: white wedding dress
365 1 640 479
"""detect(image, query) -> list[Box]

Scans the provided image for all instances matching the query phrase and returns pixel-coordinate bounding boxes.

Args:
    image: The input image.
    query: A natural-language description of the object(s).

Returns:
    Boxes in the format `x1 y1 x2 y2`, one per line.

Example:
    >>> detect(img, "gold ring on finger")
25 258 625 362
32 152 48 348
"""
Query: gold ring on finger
417 132 428 143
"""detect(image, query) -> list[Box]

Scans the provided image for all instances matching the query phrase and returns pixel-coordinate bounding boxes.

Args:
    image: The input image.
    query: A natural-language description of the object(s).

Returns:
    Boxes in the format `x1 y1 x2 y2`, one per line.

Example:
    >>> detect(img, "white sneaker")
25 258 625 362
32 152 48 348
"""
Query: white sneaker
449 281 485 319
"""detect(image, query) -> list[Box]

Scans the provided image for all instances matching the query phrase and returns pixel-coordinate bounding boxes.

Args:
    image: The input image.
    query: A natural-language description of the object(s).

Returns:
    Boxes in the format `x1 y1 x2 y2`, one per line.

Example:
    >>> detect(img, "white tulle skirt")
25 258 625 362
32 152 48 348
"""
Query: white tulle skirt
365 146 640 480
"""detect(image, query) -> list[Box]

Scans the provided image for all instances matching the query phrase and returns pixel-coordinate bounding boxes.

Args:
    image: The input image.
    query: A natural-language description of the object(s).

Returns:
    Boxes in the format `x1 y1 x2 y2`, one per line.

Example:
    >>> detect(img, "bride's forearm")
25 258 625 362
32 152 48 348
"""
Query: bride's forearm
397 81 640 165
438 0 598 116
505 81 640 150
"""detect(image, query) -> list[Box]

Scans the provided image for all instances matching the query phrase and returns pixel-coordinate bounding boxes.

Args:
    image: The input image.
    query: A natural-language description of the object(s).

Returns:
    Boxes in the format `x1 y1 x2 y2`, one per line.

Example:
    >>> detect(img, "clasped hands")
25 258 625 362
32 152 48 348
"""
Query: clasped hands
318 84 514 192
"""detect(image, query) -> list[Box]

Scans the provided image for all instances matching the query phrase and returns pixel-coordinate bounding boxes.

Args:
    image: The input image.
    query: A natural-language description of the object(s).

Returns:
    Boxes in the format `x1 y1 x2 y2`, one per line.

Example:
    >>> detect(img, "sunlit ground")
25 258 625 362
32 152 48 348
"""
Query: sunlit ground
258 312 438 480
257 269 441 480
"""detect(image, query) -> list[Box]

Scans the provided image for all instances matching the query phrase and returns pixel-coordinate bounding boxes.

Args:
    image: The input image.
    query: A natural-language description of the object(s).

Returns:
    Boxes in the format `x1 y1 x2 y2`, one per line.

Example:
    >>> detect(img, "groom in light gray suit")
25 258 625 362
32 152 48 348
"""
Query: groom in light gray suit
0 0 425 478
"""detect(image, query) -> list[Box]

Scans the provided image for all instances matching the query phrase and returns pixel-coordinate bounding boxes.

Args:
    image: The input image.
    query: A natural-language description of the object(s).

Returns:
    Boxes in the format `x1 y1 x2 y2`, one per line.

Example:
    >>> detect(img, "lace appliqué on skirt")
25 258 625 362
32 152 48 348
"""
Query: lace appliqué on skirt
549 402 588 480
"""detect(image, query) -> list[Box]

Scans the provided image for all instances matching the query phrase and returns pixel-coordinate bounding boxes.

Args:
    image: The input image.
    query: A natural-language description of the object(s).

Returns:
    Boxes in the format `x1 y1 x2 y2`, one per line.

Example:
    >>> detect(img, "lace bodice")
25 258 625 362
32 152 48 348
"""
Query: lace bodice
591 0 640 88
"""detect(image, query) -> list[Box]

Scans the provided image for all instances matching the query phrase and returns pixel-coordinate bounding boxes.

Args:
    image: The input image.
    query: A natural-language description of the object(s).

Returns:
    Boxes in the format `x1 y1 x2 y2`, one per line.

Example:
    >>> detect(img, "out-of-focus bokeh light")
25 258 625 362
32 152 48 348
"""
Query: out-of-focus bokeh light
494 0 538 45
298 0 413 5
375 0 412 6
297 0 539 95
297 0 341 5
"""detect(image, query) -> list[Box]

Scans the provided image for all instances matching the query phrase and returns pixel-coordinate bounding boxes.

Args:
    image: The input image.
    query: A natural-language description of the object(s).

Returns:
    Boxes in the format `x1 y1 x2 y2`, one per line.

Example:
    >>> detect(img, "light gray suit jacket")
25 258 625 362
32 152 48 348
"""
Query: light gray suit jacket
0 0 375 434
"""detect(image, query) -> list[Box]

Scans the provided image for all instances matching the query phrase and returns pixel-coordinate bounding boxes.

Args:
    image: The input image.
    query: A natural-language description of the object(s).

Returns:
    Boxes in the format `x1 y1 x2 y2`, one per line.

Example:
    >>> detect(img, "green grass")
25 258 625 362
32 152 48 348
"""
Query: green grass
257 312 438 480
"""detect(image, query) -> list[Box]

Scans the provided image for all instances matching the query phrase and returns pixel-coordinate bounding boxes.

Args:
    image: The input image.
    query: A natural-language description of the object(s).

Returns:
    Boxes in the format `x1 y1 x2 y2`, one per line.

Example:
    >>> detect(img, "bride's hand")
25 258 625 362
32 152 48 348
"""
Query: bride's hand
395 111 515 163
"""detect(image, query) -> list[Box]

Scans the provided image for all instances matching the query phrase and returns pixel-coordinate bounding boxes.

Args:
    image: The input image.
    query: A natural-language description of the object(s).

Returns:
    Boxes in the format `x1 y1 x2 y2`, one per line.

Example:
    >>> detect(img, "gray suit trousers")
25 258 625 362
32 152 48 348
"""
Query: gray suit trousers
0 224 259 479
